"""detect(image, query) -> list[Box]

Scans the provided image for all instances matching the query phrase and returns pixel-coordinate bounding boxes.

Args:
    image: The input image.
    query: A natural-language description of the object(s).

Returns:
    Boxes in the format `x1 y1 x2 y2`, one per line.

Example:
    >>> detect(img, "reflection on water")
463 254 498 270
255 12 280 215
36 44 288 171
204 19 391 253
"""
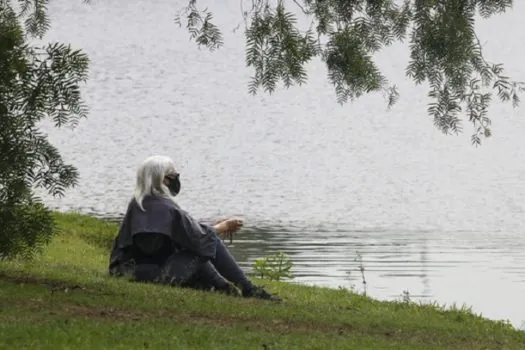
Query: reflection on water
39 0 525 328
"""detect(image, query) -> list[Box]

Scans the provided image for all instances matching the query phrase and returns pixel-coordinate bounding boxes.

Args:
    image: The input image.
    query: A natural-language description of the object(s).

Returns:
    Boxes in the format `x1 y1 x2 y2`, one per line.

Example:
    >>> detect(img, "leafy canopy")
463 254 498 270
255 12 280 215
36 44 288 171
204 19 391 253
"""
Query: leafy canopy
176 0 524 145
0 0 89 258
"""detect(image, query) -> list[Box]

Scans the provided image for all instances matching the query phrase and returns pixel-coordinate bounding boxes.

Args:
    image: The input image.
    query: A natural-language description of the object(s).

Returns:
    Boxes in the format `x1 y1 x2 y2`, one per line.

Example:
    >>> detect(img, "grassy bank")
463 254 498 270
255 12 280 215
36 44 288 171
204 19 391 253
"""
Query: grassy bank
0 213 524 349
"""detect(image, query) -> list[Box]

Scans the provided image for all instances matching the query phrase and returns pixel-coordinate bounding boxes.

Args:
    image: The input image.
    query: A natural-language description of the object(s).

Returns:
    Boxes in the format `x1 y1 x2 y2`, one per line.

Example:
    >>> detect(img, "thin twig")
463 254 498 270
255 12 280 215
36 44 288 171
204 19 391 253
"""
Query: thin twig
292 0 308 14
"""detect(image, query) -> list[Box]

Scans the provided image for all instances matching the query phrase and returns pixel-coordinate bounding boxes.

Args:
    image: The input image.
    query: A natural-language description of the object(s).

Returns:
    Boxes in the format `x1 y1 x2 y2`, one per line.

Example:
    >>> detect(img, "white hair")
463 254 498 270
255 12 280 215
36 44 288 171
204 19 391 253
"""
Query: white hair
133 155 178 211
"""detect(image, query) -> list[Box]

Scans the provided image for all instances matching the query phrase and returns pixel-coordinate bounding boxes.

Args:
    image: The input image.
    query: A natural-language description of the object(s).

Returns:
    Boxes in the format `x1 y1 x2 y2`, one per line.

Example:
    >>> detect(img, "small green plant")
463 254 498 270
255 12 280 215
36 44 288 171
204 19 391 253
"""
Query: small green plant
355 252 367 296
253 252 294 281
346 251 367 296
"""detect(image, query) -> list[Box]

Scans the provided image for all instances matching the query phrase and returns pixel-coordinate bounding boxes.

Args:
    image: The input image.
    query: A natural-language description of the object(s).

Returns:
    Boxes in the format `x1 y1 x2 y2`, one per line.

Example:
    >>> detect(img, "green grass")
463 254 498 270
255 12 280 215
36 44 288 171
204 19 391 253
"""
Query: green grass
1 212 524 349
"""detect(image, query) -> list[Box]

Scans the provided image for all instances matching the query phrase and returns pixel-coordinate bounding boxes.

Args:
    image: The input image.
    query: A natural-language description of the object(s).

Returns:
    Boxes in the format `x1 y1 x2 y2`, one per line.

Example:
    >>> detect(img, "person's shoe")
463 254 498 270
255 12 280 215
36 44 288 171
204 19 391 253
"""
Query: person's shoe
243 286 282 302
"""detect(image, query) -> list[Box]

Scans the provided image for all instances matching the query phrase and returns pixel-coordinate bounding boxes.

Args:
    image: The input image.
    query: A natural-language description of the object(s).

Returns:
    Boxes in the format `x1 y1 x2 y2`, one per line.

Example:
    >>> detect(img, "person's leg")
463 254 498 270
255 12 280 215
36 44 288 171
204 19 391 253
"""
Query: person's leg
210 239 253 291
159 250 240 296
159 251 205 286
186 262 225 290
159 241 280 301
211 239 281 301
187 262 242 296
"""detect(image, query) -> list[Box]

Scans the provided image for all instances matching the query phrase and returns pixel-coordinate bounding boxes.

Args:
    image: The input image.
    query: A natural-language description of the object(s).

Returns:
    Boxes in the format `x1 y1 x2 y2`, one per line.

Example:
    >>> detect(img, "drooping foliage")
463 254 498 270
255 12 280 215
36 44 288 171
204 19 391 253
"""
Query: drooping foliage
0 0 89 258
176 0 523 145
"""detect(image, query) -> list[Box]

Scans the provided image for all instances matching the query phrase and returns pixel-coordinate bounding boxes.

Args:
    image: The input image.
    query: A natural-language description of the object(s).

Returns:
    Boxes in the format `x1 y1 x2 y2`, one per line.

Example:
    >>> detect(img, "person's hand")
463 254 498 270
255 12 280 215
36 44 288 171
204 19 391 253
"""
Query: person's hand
214 217 244 239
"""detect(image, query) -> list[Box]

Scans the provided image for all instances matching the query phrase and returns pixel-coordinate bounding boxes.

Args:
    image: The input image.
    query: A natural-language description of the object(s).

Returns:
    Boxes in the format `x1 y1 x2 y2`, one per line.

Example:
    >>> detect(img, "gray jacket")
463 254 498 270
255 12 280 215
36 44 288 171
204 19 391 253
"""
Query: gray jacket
108 195 218 276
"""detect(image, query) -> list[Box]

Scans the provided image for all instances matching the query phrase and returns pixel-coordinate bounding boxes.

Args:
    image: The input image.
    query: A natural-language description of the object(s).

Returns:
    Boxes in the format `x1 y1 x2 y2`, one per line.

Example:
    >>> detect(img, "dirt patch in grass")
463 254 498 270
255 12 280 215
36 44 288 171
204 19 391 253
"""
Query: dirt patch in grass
5 297 357 337
0 272 108 295
0 272 86 290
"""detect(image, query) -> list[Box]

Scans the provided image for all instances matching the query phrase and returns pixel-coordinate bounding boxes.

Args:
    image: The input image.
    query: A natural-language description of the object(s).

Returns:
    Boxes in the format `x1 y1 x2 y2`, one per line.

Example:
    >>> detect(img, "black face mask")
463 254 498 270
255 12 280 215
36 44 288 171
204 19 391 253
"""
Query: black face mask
167 175 181 196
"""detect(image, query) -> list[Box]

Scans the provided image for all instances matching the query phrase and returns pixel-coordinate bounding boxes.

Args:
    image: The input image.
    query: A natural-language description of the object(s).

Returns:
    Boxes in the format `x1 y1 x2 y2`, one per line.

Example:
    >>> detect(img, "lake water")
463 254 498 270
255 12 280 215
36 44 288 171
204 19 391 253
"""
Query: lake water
37 0 525 328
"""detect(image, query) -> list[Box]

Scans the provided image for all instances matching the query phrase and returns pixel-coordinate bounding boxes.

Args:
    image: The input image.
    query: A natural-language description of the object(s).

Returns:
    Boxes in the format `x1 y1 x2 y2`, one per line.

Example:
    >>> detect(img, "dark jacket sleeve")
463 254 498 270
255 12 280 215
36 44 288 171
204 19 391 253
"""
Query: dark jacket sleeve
172 208 218 259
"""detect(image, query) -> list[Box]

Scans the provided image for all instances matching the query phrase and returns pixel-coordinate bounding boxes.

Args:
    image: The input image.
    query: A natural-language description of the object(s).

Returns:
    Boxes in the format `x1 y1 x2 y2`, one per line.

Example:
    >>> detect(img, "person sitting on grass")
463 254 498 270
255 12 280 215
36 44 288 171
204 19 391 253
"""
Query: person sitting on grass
108 155 280 301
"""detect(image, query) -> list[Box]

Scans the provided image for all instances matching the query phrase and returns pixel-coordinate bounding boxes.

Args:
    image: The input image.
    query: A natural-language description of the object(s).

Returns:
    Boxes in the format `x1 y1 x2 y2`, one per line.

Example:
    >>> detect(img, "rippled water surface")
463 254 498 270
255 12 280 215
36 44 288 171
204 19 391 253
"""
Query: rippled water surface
38 0 525 327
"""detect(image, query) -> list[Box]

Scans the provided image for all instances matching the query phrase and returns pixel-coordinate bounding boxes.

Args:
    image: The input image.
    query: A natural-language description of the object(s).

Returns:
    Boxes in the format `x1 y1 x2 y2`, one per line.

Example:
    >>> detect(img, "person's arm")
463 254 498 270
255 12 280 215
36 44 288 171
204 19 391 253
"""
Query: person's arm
173 209 218 259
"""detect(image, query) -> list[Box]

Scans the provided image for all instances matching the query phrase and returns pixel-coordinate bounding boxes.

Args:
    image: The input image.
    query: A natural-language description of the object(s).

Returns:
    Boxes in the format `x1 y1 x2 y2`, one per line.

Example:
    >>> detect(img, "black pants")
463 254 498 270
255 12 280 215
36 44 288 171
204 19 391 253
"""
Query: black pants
134 239 253 292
